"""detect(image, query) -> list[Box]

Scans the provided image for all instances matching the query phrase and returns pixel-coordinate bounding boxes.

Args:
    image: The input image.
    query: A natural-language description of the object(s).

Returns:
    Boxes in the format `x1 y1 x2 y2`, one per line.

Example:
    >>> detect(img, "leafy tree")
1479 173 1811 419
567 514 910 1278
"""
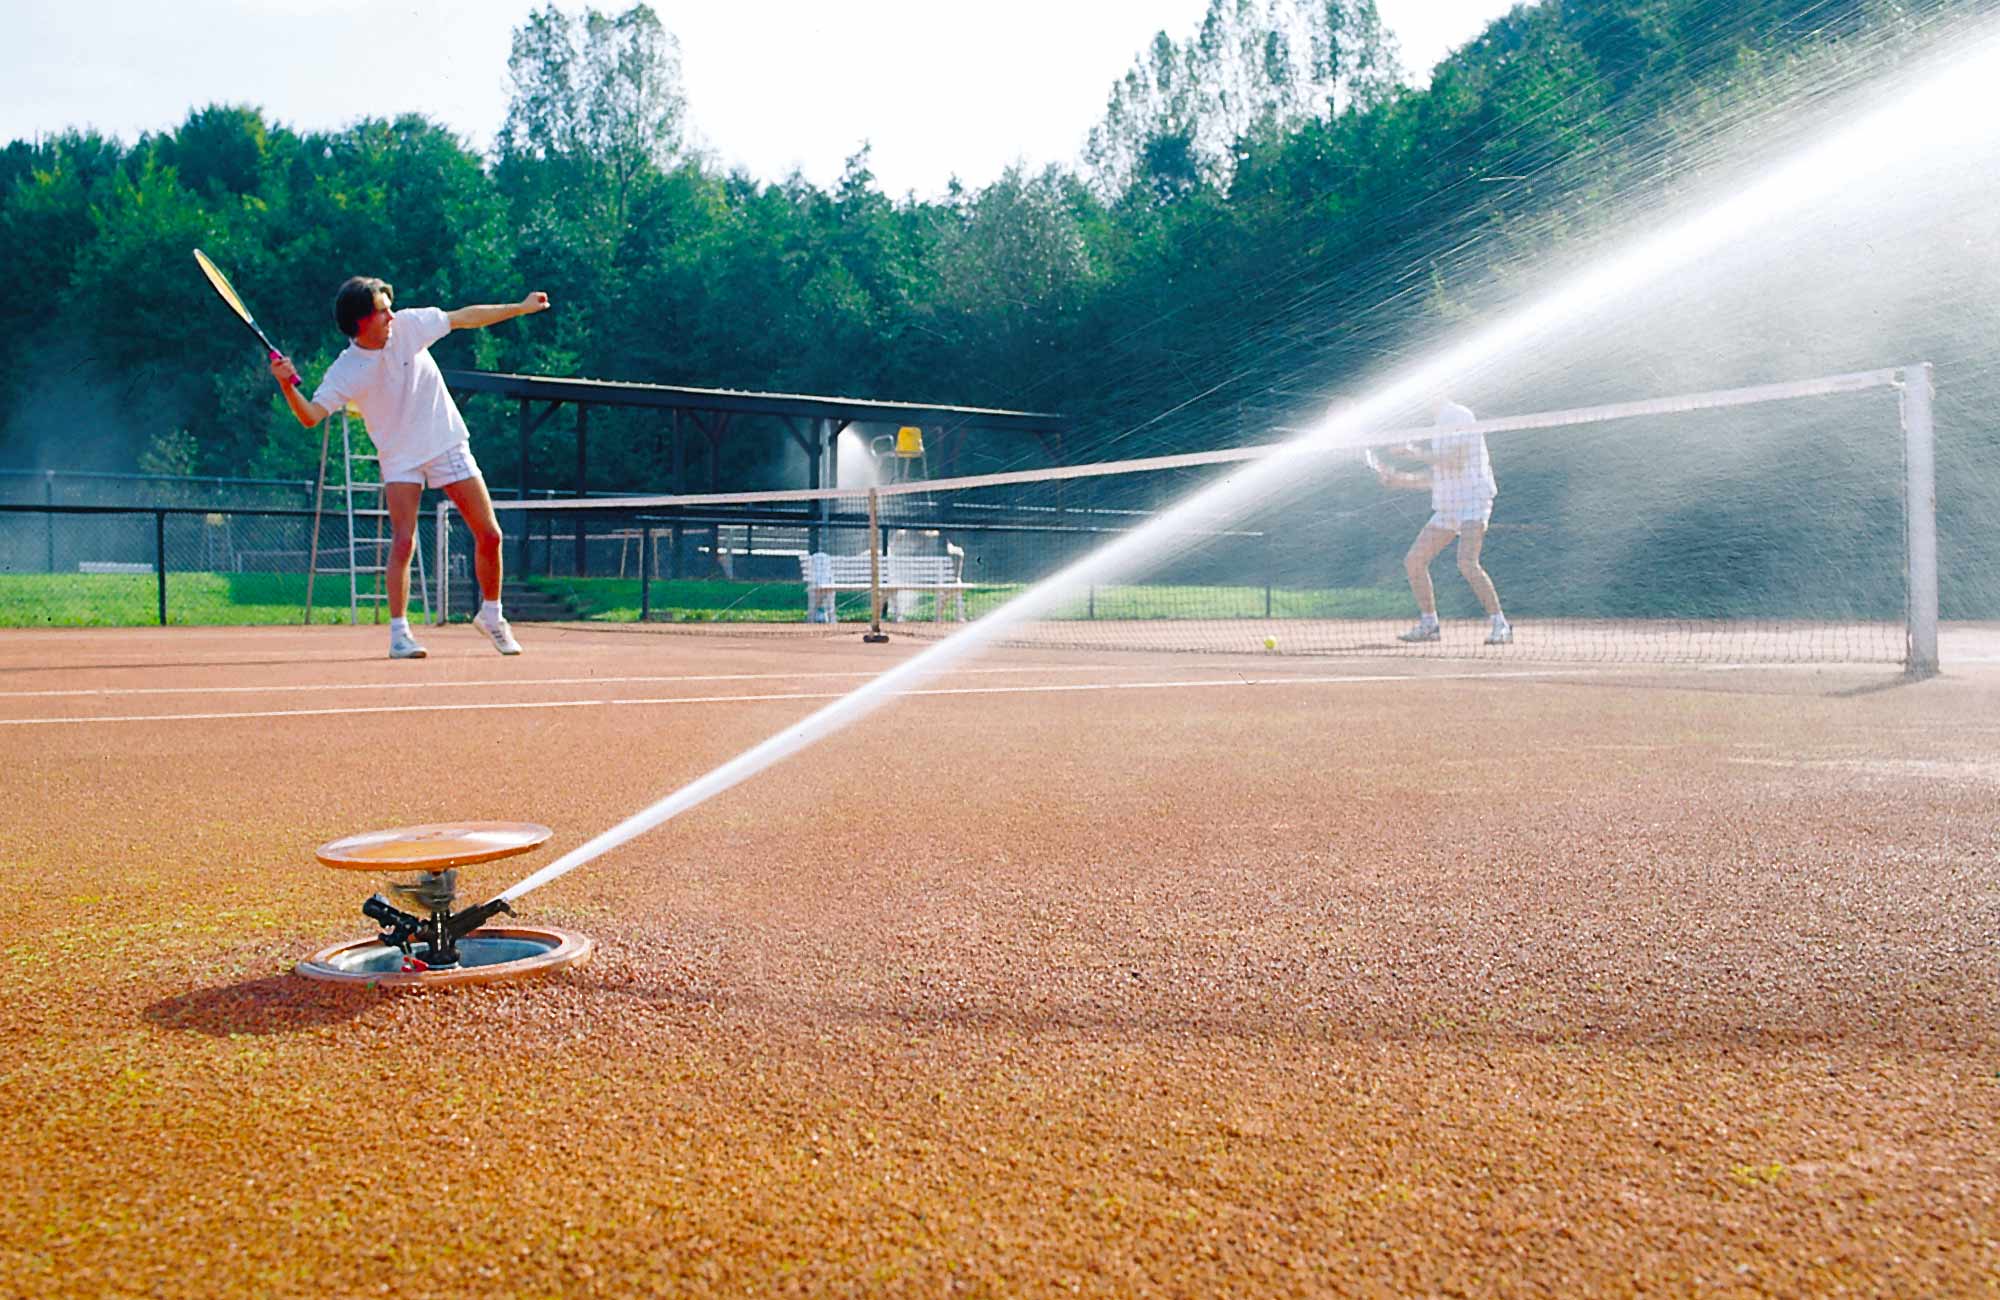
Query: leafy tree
138 427 199 476
151 104 271 198
1086 0 1401 198
499 2 686 235
930 165 1098 322
65 158 213 371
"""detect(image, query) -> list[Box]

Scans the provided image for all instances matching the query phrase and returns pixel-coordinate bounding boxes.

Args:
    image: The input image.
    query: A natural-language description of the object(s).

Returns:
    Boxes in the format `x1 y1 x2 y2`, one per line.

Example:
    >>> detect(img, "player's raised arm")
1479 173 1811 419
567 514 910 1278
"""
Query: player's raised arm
269 354 329 427
447 293 551 331
1367 446 1430 490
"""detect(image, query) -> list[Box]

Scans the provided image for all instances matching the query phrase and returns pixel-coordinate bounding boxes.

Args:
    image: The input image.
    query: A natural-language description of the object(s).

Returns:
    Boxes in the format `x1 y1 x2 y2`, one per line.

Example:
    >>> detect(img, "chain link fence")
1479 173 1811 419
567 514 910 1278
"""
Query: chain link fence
0 501 378 627
0 467 316 510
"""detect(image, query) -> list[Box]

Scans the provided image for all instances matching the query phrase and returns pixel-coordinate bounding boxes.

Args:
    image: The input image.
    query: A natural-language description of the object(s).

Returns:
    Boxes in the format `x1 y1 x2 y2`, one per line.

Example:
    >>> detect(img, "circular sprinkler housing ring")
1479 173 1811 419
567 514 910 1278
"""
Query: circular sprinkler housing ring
295 924 592 988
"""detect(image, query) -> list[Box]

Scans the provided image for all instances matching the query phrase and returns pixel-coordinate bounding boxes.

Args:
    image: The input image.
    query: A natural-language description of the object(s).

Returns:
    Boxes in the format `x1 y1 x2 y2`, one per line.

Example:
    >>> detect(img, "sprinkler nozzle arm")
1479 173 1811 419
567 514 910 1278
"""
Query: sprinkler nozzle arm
361 894 423 954
445 896 515 941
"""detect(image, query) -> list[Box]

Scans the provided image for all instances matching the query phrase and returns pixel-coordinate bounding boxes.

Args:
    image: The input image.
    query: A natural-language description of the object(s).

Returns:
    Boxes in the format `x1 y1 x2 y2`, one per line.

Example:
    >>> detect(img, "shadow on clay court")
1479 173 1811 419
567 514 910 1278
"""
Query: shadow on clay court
1824 672 1934 699
1521 667 1923 700
558 957 1983 1053
143 975 381 1038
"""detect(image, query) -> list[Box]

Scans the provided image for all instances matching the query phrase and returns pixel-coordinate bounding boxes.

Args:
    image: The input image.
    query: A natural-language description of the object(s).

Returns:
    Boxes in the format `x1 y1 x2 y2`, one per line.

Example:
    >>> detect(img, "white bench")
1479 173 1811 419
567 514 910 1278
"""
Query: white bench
799 552 969 624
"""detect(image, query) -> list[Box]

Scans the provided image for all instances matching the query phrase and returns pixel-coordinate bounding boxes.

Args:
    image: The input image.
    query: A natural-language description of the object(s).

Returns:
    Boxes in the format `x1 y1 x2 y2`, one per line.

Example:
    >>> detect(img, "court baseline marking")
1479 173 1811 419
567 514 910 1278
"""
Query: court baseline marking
0 667 1613 728
0 663 1199 700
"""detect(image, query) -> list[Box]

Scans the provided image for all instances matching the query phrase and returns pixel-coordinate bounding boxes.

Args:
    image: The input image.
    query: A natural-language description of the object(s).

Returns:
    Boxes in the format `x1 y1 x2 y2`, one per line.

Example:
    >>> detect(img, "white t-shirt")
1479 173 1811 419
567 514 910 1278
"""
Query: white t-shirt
311 307 470 478
1429 400 1496 515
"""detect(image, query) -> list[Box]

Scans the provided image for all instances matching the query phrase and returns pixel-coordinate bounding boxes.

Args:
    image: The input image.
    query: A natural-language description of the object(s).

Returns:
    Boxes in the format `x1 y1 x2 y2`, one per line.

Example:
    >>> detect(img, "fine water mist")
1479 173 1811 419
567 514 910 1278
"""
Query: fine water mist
497 15 2000 905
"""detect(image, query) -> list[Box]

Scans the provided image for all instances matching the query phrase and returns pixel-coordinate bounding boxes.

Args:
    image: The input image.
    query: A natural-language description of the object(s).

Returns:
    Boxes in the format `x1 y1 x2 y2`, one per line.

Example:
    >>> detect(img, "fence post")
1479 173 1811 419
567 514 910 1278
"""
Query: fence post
433 500 450 626
1265 532 1276 619
44 470 54 572
155 510 167 626
640 527 652 622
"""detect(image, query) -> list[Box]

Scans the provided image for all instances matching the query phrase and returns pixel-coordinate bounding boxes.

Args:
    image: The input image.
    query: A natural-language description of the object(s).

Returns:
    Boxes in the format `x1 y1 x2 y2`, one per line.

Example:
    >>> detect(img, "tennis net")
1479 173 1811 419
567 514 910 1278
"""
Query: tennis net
434 365 1938 670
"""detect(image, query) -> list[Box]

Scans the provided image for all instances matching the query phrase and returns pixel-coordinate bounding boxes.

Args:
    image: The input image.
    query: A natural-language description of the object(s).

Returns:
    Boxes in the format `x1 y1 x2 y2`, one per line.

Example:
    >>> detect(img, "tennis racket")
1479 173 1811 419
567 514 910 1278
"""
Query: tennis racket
192 248 299 387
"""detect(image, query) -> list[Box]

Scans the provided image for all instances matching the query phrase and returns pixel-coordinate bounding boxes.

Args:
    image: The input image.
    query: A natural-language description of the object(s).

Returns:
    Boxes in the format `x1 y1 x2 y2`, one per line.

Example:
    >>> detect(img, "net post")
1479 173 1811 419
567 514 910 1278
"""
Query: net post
864 488 889 642
1900 362 1939 677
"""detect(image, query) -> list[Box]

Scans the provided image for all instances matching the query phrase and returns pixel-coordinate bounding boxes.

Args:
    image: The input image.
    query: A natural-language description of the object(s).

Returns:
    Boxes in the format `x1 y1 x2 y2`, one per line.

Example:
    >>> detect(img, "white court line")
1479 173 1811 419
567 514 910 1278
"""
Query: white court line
0 668 1602 728
0 663 1196 701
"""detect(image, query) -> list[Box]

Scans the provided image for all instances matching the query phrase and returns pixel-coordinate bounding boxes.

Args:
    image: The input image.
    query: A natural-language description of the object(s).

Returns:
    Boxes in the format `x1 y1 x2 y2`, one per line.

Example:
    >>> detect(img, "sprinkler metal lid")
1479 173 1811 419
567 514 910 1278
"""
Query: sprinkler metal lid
315 822 553 872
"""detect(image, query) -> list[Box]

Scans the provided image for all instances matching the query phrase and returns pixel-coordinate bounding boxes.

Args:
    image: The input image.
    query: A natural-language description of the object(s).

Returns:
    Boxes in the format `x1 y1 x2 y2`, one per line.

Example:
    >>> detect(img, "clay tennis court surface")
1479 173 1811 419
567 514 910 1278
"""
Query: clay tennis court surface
4 624 1996 1296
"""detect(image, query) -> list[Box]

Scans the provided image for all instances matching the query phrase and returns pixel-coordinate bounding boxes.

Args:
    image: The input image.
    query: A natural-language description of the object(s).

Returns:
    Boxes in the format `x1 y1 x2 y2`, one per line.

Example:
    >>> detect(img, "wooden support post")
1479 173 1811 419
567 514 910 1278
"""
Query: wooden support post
574 404 589 577
672 408 685 492
708 413 729 492
671 409 686 578
805 417 823 556
516 398 532 574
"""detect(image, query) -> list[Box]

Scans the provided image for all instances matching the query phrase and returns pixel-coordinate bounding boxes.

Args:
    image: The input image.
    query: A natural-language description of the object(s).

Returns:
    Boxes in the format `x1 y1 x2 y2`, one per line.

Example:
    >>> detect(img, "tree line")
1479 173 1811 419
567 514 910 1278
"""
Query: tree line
0 0 1973 524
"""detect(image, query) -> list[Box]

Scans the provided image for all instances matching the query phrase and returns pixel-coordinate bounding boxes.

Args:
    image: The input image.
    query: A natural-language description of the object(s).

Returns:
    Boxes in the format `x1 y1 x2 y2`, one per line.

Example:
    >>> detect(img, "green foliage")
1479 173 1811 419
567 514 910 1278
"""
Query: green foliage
68 157 213 365
1084 0 1402 199
138 429 198 477
152 105 272 198
500 1 686 242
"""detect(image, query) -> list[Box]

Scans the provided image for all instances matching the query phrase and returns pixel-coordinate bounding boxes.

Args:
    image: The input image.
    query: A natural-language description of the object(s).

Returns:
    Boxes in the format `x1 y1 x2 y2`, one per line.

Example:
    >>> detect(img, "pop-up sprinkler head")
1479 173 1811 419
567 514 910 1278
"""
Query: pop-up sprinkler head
300 823 588 987
358 883 516 969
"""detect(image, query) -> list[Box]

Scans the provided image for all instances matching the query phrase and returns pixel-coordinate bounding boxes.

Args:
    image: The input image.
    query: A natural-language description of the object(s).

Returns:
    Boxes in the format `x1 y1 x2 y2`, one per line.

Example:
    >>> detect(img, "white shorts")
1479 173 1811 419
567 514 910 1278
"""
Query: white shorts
386 444 481 489
1426 502 1493 533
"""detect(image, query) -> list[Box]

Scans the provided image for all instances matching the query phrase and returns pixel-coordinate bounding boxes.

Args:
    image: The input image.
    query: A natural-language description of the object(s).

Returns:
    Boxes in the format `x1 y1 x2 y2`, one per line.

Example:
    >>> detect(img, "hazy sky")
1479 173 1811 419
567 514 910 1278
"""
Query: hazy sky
4 1 1523 197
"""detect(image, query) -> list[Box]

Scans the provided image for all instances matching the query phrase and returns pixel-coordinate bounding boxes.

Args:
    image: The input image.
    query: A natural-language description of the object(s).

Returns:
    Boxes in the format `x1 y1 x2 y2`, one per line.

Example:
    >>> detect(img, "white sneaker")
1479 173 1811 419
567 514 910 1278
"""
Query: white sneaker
1397 620 1440 643
474 611 523 656
1486 619 1513 646
388 628 428 659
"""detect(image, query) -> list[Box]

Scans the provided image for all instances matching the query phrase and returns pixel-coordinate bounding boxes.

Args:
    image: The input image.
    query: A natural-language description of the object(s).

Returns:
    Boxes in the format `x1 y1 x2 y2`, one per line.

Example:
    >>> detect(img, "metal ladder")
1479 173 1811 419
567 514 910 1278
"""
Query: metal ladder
306 408 426 624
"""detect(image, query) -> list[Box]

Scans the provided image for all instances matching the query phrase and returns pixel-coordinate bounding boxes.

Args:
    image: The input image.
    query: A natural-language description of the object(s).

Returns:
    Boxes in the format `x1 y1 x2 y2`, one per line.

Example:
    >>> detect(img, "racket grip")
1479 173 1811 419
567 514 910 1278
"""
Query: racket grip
270 350 301 388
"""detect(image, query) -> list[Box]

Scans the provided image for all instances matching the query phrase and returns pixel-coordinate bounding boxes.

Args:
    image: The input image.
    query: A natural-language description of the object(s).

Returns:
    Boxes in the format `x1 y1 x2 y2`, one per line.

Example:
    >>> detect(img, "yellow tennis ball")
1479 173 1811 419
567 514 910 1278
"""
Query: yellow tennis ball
1263 635 1277 650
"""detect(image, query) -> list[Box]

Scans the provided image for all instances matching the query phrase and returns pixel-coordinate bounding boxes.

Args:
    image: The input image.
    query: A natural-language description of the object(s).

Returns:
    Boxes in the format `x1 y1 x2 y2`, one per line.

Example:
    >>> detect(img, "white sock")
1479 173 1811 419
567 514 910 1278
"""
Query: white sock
390 617 411 635
479 599 503 623
1418 612 1438 627
1492 611 1509 626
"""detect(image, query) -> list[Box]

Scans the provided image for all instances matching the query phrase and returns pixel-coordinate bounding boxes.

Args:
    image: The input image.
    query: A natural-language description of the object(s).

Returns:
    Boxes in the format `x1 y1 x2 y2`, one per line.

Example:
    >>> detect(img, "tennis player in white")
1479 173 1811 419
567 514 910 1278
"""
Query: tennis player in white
1372 394 1512 645
269 276 547 658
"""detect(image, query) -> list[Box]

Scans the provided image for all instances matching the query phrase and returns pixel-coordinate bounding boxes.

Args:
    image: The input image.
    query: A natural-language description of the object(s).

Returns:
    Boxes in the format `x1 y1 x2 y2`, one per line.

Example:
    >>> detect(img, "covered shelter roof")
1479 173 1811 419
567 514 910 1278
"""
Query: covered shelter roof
441 369 1070 577
443 370 1066 437
444 368 1067 501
